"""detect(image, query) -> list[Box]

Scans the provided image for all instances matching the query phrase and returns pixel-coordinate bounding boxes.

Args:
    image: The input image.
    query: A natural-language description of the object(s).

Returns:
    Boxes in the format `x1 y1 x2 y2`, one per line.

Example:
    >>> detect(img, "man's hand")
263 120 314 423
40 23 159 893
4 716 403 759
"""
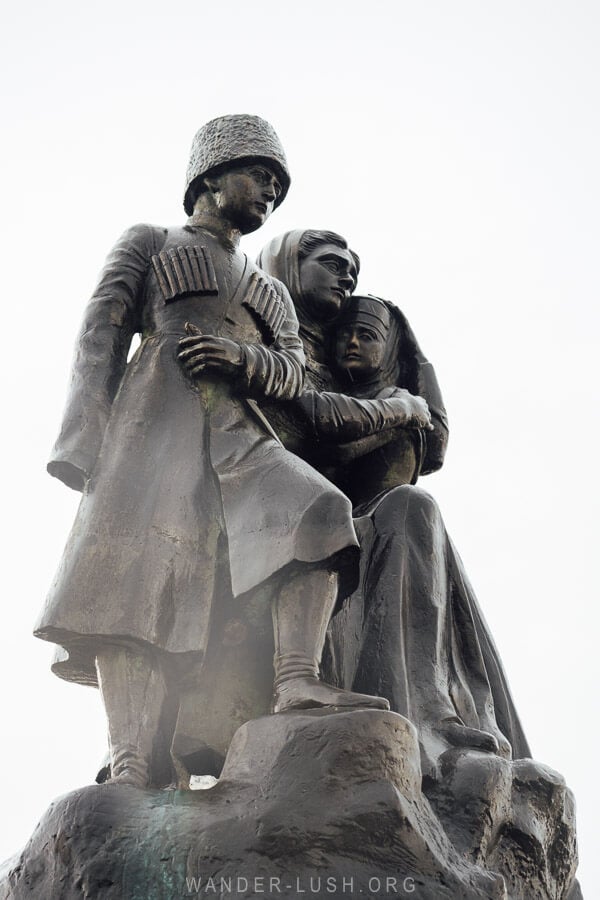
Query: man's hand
178 323 244 378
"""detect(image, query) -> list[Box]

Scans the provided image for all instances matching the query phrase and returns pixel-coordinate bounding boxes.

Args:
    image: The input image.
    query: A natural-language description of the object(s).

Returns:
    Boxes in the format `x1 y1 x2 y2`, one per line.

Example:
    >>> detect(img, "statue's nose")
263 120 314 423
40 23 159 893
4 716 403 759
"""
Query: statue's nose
262 182 277 202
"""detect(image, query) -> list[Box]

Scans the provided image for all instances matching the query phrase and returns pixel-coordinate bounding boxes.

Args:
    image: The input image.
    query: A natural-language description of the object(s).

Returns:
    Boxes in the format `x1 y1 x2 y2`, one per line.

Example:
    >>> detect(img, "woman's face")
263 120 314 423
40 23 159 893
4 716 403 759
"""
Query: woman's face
334 320 387 380
298 243 358 322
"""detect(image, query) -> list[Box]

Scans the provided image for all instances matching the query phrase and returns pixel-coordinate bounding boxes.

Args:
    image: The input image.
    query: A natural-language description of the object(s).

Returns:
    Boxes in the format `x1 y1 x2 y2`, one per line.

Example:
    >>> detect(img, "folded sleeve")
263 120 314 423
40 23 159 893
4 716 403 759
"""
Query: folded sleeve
239 282 305 401
293 388 425 441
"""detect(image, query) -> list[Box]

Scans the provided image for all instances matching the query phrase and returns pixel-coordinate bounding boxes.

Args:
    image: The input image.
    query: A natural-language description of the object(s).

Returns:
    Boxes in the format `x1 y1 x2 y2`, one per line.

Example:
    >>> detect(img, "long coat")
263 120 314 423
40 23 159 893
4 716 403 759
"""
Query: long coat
35 221 357 684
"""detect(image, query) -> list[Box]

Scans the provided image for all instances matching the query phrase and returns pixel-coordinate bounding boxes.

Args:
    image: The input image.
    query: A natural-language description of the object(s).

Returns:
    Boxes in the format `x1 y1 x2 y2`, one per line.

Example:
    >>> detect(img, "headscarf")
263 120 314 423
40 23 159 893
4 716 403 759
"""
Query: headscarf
257 230 332 388
334 295 397 397
256 229 306 309
333 294 419 393
332 293 449 473
258 236 448 471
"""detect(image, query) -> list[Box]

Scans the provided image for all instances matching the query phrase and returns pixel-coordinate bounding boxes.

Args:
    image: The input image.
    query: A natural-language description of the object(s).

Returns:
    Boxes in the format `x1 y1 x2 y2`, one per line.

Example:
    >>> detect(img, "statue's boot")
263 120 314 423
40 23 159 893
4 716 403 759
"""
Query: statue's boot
272 567 390 714
95 643 166 788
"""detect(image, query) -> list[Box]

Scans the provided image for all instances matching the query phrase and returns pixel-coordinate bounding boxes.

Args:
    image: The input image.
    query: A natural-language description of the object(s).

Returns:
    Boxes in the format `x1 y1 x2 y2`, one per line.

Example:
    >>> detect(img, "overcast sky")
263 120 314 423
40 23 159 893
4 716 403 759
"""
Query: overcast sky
0 1 598 893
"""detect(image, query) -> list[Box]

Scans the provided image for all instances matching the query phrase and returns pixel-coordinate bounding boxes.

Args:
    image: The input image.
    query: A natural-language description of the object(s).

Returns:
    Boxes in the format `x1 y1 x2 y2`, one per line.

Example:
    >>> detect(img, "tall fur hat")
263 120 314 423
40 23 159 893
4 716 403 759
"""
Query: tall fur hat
184 114 290 215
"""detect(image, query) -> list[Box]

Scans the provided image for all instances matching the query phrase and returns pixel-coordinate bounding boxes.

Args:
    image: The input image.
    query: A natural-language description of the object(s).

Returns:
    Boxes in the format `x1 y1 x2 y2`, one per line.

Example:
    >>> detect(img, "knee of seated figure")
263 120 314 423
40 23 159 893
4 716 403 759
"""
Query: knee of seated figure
372 484 440 533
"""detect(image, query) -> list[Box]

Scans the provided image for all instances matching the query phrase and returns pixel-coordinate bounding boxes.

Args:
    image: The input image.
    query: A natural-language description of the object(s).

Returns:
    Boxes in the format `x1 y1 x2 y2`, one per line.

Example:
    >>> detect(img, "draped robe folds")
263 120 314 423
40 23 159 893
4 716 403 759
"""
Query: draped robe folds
257 230 530 775
328 487 530 774
35 222 358 685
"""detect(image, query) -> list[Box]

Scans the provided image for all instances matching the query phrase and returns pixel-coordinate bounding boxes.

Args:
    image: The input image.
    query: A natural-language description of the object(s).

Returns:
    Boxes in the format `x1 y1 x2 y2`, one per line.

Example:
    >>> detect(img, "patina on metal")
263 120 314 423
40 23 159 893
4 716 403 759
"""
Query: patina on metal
35 117 390 790
6 128 580 900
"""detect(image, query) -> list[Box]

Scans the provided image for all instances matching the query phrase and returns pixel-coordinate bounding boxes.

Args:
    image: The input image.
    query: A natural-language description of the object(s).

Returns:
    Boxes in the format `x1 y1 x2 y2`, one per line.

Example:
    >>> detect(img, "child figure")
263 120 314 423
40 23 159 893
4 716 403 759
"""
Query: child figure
329 294 444 508
327 293 518 771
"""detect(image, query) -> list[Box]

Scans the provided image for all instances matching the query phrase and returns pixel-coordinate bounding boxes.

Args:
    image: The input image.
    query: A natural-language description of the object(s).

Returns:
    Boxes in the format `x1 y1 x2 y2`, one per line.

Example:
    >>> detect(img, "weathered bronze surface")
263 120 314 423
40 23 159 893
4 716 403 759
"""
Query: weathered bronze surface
257 231 529 772
34 116 389 791
0 117 581 899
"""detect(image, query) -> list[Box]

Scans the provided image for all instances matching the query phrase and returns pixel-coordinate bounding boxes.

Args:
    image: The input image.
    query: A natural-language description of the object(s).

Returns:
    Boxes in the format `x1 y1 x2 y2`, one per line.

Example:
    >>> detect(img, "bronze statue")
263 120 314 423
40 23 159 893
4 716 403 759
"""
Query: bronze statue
34 116 391 789
257 231 529 776
4 134 579 900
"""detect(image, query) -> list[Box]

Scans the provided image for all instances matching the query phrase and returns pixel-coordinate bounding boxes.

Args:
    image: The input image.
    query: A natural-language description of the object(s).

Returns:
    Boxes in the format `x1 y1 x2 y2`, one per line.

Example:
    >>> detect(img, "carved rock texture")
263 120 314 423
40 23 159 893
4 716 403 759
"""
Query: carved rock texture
0 710 580 899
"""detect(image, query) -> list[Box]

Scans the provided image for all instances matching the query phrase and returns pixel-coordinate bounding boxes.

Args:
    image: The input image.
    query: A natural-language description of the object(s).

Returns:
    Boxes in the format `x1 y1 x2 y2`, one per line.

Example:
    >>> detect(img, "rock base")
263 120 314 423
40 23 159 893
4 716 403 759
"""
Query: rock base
0 709 580 899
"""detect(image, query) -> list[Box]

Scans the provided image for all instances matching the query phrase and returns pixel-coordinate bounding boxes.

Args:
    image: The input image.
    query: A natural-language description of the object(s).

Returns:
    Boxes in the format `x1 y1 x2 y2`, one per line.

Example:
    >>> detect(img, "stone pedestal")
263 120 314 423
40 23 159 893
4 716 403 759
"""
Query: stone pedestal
0 709 579 899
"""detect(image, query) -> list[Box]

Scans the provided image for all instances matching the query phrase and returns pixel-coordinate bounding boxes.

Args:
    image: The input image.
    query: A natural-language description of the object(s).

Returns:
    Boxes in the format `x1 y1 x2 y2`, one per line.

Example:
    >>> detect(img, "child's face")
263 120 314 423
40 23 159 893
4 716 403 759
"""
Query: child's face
335 320 387 380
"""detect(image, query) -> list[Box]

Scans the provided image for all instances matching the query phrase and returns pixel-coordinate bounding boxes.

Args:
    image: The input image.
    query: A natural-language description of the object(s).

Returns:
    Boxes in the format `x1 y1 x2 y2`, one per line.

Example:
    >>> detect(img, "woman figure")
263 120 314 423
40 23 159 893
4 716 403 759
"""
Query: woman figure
258 232 529 776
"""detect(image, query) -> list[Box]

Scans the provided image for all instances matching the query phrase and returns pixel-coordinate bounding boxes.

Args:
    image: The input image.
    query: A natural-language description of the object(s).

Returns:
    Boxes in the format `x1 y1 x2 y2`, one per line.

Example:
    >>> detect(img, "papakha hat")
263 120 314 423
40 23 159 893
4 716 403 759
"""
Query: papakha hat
184 114 291 215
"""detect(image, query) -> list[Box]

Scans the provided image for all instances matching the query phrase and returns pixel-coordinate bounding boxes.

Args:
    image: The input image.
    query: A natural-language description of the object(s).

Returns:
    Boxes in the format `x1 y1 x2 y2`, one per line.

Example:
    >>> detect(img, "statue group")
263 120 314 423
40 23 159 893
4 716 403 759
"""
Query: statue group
21 115 580 898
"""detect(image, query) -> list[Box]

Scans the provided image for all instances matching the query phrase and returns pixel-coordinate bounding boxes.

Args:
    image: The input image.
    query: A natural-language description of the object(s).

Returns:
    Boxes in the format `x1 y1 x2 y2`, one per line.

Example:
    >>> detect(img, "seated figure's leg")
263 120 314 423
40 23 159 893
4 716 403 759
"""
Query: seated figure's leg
95 642 167 788
272 564 390 713
349 485 511 772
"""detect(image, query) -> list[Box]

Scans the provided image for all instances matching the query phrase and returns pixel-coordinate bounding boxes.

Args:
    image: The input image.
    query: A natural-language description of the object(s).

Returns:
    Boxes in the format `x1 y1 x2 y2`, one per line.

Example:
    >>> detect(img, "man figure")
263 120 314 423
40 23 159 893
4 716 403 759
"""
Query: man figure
35 116 388 789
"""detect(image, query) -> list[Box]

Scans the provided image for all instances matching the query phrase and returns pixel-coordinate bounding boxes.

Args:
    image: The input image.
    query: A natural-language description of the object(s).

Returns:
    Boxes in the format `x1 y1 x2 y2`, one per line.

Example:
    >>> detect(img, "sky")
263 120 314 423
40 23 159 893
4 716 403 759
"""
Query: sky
0 0 598 893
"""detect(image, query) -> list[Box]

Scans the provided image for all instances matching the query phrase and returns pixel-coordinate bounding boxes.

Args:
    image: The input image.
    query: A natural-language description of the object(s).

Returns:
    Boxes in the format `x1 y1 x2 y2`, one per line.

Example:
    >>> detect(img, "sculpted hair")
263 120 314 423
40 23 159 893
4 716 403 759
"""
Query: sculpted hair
297 230 361 278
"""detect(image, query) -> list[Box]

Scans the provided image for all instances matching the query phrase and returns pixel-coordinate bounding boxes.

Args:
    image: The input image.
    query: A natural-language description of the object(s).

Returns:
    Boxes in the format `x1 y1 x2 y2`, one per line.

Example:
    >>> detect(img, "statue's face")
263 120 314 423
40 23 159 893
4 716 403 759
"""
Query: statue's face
334 319 387 381
298 244 358 321
210 163 283 234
